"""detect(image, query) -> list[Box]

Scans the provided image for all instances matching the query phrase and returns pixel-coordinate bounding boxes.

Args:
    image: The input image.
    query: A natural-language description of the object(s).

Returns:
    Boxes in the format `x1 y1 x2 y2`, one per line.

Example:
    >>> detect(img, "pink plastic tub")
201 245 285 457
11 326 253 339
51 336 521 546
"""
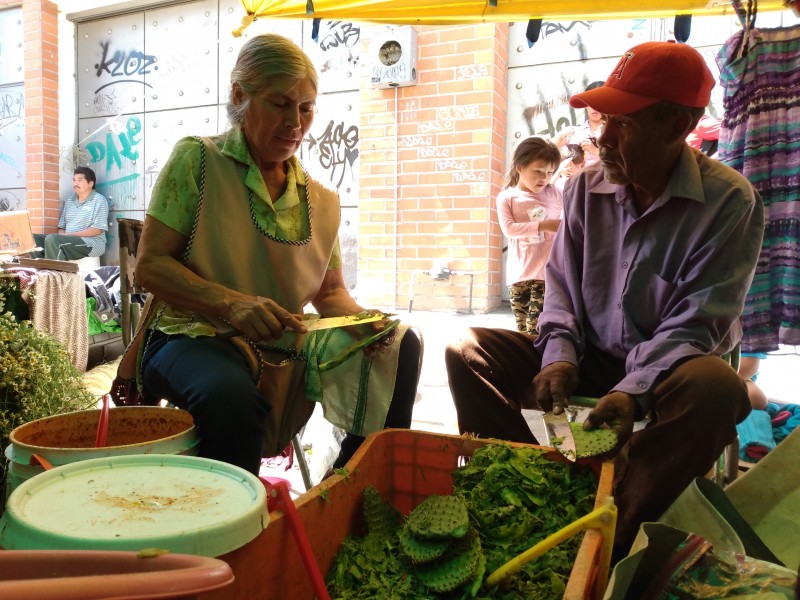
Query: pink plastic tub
0 550 234 599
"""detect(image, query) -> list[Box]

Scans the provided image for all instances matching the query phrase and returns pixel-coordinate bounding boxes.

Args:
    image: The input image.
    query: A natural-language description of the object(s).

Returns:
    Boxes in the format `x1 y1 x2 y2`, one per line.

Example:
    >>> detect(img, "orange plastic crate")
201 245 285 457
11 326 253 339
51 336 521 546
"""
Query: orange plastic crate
212 429 614 600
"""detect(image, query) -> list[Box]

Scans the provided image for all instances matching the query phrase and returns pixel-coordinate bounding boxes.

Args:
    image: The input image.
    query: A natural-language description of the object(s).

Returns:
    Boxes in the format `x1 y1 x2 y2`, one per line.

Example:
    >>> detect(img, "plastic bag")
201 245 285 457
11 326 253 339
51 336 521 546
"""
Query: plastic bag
642 530 796 599
604 523 797 600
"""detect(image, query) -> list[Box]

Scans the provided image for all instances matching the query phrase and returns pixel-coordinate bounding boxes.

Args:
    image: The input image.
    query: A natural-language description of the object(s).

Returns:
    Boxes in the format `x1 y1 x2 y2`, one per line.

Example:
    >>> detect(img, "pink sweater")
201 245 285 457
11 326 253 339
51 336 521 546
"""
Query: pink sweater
497 184 563 286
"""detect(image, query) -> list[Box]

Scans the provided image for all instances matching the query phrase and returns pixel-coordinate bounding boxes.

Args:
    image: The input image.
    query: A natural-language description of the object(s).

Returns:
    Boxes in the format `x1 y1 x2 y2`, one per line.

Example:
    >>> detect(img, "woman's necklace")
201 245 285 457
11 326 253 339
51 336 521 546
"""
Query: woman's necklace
247 162 314 246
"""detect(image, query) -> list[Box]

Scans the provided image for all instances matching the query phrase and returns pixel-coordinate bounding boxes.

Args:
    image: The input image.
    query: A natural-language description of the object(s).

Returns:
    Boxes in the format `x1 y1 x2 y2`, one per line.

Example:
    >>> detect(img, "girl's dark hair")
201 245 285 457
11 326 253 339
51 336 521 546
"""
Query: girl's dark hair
504 137 561 189
585 80 604 92
564 143 585 165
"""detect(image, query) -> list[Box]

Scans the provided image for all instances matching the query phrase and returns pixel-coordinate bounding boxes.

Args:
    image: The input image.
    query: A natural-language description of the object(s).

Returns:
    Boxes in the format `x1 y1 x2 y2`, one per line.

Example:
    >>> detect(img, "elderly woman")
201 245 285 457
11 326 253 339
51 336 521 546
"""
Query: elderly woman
129 34 420 475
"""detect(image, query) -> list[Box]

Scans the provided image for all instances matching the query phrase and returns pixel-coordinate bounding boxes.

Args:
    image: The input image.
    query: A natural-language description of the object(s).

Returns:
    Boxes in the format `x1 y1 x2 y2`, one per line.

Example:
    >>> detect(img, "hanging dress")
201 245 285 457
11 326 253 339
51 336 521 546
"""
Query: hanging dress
717 17 800 353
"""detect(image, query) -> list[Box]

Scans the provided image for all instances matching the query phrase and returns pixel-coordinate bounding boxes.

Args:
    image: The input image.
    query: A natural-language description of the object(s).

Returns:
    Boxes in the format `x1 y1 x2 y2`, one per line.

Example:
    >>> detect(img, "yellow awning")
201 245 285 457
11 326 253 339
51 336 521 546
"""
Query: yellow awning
238 0 785 25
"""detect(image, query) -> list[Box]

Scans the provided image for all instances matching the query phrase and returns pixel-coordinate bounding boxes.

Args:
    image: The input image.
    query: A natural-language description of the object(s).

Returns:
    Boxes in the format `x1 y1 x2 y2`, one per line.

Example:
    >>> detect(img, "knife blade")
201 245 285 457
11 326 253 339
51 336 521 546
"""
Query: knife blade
542 407 579 462
300 312 395 332
541 396 600 462
217 312 396 338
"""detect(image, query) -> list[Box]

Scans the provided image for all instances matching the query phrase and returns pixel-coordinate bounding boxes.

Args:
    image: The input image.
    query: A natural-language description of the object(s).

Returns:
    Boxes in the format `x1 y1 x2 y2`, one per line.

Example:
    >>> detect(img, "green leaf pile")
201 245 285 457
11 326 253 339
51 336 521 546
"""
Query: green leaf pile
326 444 597 599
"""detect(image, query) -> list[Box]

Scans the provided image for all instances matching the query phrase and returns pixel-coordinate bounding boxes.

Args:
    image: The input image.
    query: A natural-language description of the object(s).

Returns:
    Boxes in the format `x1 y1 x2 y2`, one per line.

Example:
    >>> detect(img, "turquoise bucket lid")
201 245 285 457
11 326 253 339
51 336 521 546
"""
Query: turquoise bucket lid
0 454 268 557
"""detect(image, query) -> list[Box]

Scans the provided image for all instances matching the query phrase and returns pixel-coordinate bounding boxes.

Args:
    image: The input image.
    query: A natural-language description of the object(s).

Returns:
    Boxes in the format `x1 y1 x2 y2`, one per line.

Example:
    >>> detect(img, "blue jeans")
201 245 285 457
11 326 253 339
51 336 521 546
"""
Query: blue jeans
141 329 420 474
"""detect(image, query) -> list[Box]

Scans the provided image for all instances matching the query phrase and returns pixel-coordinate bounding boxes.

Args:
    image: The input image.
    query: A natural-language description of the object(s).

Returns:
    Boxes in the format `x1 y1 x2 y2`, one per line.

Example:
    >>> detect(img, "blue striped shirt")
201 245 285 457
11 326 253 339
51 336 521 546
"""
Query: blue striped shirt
58 190 109 256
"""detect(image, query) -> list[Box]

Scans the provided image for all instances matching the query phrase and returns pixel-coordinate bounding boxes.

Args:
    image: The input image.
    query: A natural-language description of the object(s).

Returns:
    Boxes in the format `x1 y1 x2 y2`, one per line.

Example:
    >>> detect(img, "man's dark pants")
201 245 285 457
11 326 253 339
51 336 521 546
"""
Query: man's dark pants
445 327 751 554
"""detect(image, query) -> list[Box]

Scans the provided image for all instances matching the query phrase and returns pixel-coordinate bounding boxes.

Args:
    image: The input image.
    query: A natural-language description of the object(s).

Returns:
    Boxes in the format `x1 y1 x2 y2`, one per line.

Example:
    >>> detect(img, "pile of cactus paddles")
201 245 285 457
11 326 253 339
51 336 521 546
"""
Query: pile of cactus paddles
326 443 598 599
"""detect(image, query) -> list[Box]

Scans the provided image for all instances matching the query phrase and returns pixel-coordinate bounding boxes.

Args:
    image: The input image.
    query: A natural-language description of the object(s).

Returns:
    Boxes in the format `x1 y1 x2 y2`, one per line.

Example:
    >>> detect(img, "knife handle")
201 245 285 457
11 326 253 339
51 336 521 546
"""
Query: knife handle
569 395 599 408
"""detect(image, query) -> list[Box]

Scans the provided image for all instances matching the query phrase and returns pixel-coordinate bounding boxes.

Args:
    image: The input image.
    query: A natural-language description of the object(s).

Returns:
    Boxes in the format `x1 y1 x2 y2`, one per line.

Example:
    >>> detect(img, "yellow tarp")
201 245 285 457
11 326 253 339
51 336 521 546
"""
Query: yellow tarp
239 0 786 25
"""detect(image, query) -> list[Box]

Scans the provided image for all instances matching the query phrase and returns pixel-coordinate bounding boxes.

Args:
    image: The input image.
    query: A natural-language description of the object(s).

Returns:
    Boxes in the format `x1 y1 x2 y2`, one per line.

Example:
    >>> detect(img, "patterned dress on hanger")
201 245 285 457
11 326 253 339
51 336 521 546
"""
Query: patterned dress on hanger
717 23 800 352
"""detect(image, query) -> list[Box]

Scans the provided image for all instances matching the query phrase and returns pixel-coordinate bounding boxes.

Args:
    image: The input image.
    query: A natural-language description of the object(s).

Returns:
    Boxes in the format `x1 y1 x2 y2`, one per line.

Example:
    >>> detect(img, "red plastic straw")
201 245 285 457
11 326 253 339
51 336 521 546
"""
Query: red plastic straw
261 477 331 600
95 394 110 448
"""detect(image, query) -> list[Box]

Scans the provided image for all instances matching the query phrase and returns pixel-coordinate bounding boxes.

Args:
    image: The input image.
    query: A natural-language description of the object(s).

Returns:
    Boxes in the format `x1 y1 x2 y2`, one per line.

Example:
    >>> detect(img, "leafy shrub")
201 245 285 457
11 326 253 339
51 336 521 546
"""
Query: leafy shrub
0 312 95 513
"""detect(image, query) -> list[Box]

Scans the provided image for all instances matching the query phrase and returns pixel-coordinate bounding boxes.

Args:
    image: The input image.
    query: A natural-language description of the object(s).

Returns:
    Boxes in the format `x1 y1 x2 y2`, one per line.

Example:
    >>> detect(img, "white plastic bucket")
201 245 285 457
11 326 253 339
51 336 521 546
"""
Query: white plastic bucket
0 454 268 557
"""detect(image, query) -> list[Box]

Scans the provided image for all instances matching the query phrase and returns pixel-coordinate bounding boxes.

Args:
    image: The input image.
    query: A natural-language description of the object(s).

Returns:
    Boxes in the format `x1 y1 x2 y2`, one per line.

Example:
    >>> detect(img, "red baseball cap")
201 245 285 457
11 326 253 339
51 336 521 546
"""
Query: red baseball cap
569 41 715 115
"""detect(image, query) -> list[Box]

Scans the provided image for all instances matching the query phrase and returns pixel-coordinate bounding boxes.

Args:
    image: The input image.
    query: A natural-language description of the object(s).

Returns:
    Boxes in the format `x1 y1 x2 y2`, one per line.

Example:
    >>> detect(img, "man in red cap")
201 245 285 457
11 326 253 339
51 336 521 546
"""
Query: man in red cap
446 41 764 558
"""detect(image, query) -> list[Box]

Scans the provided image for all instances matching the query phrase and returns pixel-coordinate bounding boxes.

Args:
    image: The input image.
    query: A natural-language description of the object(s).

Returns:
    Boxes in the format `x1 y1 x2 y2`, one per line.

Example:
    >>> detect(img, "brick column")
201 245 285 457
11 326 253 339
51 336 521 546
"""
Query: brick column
359 24 509 312
22 0 60 233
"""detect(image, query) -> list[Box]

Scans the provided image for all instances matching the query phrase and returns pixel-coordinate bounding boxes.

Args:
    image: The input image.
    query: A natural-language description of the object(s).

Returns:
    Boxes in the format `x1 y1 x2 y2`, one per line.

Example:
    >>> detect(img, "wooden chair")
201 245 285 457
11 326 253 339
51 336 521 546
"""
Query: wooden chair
116 218 145 347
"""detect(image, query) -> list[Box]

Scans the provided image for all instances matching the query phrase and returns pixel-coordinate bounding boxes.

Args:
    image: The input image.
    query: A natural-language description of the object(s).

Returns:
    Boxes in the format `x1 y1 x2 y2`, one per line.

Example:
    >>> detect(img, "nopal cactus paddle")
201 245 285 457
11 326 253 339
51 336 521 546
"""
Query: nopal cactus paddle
569 422 618 458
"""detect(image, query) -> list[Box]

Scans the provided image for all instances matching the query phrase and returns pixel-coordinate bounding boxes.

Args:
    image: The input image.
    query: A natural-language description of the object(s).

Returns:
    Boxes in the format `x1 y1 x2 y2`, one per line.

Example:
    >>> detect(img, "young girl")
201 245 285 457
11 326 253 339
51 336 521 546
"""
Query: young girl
497 136 562 335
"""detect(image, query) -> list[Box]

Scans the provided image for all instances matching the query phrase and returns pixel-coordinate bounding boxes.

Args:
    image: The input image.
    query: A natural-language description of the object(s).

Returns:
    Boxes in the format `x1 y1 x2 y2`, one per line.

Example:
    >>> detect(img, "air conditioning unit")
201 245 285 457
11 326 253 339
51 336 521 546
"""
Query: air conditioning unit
369 26 418 89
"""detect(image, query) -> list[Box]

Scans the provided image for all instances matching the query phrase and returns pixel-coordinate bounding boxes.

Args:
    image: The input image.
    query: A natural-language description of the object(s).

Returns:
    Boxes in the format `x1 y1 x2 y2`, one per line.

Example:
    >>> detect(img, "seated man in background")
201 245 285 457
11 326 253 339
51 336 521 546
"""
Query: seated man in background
32 166 108 261
446 41 764 558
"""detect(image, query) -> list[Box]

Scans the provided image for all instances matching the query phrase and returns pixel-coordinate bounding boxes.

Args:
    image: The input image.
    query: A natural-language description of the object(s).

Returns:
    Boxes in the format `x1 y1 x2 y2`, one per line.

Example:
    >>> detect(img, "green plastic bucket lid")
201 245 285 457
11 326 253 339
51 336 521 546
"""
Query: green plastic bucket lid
0 454 268 557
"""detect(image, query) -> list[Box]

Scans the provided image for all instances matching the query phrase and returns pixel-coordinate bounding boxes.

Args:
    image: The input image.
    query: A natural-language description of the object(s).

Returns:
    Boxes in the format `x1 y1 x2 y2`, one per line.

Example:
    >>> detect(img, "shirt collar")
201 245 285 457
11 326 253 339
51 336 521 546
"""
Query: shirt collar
666 145 705 205
221 126 251 165
220 127 304 210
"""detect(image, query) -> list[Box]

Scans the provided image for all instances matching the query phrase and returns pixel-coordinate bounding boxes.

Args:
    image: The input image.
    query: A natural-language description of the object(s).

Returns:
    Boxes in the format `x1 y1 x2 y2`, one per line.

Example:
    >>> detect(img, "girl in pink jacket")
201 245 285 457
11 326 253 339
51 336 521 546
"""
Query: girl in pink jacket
497 137 563 334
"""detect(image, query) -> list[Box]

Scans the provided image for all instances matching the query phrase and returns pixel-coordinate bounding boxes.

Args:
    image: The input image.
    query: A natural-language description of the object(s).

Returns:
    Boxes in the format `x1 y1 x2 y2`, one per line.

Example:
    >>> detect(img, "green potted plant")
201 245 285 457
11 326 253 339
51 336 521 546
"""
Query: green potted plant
0 311 95 515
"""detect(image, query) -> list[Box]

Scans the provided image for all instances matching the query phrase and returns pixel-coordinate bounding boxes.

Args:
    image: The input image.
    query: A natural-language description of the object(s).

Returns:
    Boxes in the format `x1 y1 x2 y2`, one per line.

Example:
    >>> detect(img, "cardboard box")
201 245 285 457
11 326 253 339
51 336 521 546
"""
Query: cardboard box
0 210 36 256
212 429 614 600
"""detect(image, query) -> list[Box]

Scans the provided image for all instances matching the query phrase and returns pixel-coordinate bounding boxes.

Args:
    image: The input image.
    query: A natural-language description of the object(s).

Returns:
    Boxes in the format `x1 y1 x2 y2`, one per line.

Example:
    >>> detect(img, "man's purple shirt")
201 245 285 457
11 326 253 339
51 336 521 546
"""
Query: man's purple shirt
534 146 764 412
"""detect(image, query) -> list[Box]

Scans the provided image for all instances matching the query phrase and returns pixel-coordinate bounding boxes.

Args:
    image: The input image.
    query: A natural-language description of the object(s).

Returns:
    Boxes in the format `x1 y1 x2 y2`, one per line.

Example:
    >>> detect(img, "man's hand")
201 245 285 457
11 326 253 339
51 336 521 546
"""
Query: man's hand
533 361 578 412
582 391 637 443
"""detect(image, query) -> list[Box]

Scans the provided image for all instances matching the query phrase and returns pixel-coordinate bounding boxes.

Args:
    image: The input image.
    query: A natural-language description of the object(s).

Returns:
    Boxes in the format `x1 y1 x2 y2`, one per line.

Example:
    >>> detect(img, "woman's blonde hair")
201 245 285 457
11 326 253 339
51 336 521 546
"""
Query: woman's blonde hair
504 137 561 189
226 33 318 126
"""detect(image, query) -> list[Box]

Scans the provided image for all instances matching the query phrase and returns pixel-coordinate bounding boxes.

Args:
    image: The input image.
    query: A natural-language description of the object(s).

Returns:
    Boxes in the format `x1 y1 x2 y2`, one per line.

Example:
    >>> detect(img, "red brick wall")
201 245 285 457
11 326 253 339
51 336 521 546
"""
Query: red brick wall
359 24 509 312
18 0 60 232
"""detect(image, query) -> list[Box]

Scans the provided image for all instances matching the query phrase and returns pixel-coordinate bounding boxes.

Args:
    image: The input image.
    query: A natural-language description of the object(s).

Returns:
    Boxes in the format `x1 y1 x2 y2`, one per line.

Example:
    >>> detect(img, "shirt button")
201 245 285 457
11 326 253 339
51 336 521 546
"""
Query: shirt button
617 303 622 309
622 262 628 269
638 383 647 389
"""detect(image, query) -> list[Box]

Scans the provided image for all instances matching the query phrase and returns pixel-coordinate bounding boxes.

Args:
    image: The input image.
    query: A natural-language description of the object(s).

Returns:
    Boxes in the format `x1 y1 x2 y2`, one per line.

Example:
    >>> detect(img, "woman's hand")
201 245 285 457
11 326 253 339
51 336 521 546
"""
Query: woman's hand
551 157 574 183
580 138 600 157
553 127 575 149
225 294 305 342
361 312 399 358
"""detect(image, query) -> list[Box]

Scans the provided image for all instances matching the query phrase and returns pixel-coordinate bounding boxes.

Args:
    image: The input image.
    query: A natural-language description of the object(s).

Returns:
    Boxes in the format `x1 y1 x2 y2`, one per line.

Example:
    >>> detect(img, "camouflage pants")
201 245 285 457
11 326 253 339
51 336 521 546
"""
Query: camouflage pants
508 279 545 335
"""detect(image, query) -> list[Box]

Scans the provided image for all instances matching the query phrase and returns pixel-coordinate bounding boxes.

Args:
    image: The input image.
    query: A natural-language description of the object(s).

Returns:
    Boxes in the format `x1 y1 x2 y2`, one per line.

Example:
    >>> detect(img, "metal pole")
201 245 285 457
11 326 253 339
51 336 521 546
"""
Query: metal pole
408 270 417 312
